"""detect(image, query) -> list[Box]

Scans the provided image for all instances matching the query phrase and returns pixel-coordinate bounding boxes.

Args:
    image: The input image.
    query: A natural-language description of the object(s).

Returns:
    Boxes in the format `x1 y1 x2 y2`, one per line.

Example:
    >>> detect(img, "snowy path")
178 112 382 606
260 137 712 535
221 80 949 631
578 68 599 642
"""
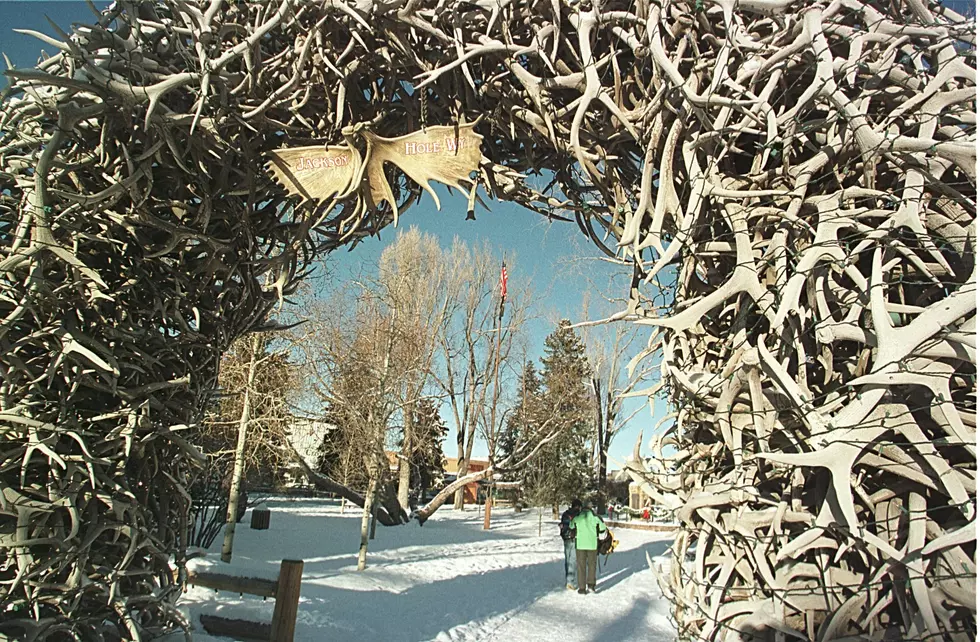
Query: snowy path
177 499 678 641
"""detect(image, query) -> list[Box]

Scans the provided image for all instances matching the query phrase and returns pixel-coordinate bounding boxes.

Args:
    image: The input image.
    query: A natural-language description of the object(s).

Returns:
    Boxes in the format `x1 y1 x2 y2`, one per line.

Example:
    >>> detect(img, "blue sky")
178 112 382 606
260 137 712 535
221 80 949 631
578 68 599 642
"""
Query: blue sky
0 0 663 465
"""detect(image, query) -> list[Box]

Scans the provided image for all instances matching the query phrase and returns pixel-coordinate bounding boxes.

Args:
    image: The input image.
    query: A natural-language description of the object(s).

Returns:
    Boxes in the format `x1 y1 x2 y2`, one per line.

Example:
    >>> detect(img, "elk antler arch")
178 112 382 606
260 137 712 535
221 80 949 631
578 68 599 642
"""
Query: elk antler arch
0 0 974 639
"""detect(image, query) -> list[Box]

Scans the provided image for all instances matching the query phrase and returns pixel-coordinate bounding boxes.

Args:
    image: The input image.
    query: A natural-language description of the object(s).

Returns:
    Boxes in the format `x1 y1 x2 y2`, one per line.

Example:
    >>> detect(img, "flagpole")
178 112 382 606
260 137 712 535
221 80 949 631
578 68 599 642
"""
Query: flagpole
484 262 506 530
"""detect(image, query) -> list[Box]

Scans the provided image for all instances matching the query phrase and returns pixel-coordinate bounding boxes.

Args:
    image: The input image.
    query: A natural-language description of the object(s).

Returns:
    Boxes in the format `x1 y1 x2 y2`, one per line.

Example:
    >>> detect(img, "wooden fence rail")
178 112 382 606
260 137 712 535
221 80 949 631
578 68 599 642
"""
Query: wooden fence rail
185 558 304 641
605 520 678 533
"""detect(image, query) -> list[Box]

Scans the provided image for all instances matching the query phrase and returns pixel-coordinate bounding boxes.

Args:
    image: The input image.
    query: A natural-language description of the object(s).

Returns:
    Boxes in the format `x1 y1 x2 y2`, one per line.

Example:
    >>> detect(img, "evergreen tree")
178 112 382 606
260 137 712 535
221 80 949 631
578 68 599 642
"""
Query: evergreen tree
524 320 594 512
498 361 542 505
407 397 448 507
315 344 376 493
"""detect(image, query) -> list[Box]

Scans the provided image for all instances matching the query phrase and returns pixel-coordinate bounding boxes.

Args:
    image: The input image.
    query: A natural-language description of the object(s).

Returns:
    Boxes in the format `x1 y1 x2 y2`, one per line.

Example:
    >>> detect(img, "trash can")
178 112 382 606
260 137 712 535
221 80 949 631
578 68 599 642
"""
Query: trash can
250 507 271 530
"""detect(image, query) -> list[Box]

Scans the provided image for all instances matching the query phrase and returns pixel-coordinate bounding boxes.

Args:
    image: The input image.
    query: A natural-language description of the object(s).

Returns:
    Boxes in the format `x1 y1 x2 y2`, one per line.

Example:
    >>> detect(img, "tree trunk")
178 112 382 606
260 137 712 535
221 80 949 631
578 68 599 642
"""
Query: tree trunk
370 473 384 540
379 478 406 524
455 354 481 509
484 301 504 532
398 404 414 511
220 334 259 564
453 428 468 510
453 422 471 510
358 475 378 570
341 468 349 514
591 377 615 515
284 439 407 525
483 487 493 530
592 377 603 491
598 412 613 512
454 414 479 509
416 466 493 524
369 490 379 540
598 388 615 514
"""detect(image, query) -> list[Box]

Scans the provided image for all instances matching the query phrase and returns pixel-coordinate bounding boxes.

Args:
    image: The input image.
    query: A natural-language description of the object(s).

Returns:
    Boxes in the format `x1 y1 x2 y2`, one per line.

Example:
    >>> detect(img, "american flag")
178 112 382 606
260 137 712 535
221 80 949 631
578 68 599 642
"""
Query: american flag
500 262 508 302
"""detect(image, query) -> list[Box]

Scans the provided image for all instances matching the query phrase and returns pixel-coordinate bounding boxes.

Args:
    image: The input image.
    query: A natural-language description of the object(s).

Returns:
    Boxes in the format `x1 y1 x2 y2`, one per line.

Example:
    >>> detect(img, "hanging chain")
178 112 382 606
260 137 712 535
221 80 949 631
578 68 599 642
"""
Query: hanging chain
420 89 428 131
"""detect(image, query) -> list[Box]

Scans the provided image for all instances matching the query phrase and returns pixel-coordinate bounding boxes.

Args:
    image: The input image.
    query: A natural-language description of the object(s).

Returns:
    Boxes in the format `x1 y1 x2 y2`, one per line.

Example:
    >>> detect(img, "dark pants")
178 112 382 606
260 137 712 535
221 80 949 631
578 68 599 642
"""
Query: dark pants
576 549 598 590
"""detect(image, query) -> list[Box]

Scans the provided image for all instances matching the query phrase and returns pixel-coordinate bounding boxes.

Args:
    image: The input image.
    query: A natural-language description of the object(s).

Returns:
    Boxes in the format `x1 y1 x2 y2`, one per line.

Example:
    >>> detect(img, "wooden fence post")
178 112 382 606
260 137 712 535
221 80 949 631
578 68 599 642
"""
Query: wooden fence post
270 559 303 642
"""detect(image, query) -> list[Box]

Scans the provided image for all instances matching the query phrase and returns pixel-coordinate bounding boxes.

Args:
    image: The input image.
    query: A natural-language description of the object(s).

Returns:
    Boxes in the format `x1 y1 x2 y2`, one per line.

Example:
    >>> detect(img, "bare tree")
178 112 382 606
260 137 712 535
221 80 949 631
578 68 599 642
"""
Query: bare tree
477 314 512 528
220 334 275 562
431 240 529 510
575 293 656 511
375 228 454 512
191 331 296 563
312 294 406 568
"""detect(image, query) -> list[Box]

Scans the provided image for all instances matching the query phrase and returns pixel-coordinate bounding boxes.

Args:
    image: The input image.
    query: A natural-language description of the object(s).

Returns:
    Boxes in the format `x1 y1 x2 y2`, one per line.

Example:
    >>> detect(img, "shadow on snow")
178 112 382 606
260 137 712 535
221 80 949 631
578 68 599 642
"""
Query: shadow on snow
194 502 672 641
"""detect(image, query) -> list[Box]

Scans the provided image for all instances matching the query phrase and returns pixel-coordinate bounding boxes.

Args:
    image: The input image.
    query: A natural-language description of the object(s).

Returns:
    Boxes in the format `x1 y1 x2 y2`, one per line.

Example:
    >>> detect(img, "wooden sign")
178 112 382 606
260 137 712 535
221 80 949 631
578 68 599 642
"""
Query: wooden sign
267 124 482 216
265 145 360 202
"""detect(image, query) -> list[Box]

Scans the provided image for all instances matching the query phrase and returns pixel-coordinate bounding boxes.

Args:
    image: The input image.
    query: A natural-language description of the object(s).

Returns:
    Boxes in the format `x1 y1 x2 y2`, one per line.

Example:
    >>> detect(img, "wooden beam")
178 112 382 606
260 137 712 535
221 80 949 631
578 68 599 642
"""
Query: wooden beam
187 570 278 598
200 614 272 641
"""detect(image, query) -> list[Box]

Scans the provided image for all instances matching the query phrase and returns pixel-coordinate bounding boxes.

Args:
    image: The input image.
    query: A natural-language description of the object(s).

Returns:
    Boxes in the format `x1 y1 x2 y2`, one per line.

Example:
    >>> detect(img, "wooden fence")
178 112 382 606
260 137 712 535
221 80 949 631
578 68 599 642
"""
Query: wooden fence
185 558 303 641
605 520 678 533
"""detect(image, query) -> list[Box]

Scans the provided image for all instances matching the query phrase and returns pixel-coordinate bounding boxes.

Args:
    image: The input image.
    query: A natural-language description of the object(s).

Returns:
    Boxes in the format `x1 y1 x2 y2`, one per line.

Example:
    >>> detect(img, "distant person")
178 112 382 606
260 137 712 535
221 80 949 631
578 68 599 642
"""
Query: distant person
235 490 248 523
559 498 582 590
571 499 607 594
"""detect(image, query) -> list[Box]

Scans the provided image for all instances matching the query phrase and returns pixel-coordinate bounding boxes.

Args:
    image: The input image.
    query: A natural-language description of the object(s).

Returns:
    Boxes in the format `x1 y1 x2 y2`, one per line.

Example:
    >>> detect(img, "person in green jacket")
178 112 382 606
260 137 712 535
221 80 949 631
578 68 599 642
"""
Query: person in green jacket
570 499 607 594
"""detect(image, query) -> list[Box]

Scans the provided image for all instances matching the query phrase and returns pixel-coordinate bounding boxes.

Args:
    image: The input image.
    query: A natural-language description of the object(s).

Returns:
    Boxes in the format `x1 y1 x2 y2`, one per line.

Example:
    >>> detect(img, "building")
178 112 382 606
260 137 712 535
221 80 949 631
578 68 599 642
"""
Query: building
443 457 490 504
384 450 402 474
283 418 334 488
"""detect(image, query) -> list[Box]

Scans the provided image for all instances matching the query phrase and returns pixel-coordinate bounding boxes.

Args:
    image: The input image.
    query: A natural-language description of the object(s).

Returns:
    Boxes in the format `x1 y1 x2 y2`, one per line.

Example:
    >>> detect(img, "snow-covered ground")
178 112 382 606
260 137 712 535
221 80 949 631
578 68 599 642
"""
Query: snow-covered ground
176 498 679 641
